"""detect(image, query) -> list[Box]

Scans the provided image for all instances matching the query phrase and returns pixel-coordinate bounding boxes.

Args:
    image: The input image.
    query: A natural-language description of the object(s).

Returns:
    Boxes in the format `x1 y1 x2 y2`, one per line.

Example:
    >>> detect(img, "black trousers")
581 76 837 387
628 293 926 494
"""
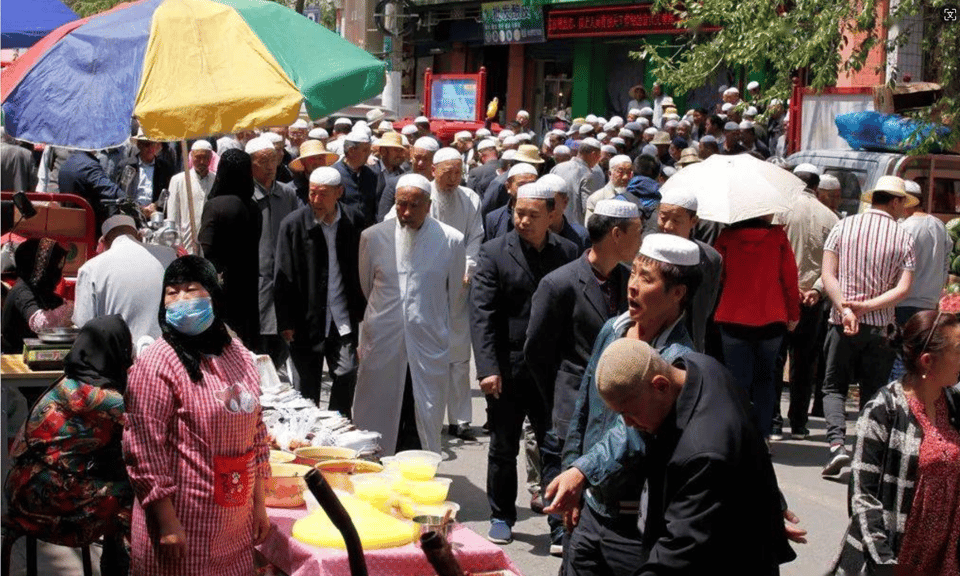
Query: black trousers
566 504 645 576
486 375 549 525
822 324 896 446
773 299 826 431
289 324 358 417
396 367 423 453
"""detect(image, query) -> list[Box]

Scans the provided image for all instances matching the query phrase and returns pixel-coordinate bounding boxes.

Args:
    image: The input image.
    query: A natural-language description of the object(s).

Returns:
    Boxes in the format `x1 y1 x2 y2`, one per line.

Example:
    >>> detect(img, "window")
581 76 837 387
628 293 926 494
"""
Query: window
917 177 960 215
824 168 866 217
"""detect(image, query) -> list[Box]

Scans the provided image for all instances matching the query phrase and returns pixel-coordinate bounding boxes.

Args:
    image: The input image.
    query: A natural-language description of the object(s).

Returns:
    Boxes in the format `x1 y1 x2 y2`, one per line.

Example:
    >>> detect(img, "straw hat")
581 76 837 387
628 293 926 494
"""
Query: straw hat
628 84 646 100
290 140 339 172
376 131 406 150
676 148 701 167
514 144 544 164
860 175 919 207
651 131 672 146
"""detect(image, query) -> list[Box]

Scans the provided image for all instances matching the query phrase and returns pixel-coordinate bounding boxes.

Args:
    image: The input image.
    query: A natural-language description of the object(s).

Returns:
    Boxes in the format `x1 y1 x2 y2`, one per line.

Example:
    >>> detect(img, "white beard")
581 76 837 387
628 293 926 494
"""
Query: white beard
434 188 456 222
397 221 419 270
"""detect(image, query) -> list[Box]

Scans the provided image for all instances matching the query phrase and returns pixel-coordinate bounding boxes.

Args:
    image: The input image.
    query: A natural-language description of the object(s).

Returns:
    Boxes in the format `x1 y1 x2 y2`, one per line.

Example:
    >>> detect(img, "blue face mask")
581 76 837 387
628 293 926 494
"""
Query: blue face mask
165 296 214 336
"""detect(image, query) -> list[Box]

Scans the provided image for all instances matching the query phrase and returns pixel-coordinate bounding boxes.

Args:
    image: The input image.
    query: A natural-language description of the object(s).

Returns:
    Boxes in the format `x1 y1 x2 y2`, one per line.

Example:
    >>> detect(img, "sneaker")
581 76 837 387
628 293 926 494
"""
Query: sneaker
530 493 546 514
550 543 564 557
822 445 851 476
452 424 478 441
791 427 810 440
769 428 784 441
488 520 513 544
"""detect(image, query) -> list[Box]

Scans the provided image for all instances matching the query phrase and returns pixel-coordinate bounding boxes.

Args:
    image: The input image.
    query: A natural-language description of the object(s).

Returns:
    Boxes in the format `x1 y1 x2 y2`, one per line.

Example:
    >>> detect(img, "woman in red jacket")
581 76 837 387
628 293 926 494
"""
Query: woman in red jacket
714 215 800 440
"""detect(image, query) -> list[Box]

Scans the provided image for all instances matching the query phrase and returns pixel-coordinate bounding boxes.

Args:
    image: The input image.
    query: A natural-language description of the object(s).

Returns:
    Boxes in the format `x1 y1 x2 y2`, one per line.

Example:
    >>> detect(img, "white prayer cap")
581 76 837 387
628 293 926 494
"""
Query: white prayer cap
396 173 431 193
263 132 284 144
770 98 783 107
517 133 532 142
904 180 921 195
601 145 618 155
413 137 439 152
818 174 841 190
661 97 674 106
334 117 352 126
101 214 137 236
245 136 274 155
718 84 729 93
414 116 430 124
724 121 740 131
580 137 602 150
476 128 492 138
538 174 569 195
659 187 698 211
678 120 691 128
502 136 519 147
502 149 517 161
596 117 608 125
793 163 822 175
309 166 342 186
665 120 679 129
380 121 395 132
619 129 635 139
308 127 328 140
599 133 610 142
643 127 658 136
603 122 616 132
550 129 567 137
629 108 642 117
663 166 677 178
190 139 212 152
371 137 380 146
401 135 410 146
518 182 554 200
747 81 760 91
641 144 659 157
700 135 718 145
721 102 734 112
455 130 473 141
401 124 418 136
477 139 497 151
553 145 571 156
744 106 758 117
638 118 650 128
610 116 624 127
585 114 598 123
724 87 740 96
609 154 632 169
739 120 755 130
517 110 530 118
508 162 538 179
639 233 700 266
290 119 309 130
433 147 462 164
344 130 371 143
595 199 639 219
366 108 386 124
498 129 515 140
578 124 594 135
611 137 626 146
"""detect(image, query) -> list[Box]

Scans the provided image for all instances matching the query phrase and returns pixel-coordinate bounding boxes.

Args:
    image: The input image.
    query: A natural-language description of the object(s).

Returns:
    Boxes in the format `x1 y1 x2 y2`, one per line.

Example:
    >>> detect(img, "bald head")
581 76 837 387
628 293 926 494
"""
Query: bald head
596 339 682 433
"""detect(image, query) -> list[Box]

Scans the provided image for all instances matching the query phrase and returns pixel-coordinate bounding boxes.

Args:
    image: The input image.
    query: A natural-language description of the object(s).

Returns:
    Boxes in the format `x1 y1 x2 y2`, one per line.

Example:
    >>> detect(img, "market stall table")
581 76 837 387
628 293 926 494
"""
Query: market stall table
259 505 522 576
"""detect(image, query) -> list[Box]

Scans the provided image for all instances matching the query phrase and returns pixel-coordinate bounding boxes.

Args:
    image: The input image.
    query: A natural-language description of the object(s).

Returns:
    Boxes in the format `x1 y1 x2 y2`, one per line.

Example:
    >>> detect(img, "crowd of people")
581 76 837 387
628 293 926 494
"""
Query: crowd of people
1 79 958 576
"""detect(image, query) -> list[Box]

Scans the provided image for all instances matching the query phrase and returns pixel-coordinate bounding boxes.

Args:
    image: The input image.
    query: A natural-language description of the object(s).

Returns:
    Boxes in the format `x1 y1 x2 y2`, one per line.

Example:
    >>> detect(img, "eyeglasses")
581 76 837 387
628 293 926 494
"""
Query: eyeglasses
918 310 945 358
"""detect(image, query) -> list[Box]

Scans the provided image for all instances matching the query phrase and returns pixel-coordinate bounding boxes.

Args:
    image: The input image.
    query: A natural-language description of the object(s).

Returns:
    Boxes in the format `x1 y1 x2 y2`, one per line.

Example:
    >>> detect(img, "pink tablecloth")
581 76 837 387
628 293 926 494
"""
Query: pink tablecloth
259 506 522 576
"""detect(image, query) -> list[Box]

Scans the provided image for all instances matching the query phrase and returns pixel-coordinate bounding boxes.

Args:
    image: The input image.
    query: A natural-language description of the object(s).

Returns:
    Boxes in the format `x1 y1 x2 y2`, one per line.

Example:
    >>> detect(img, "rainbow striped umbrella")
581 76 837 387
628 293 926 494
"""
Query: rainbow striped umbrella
1 0 385 149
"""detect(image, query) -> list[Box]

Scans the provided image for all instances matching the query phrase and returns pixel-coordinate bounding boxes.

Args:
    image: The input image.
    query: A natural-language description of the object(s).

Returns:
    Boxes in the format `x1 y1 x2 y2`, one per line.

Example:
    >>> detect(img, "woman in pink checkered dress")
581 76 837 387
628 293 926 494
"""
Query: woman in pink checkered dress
123 256 271 575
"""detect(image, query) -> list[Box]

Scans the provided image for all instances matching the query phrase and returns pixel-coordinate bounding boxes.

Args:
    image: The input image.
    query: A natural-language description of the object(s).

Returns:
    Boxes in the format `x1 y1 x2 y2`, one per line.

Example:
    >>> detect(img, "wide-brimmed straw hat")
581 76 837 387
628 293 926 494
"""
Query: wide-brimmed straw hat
860 175 919 208
514 144 544 164
290 140 338 172
375 131 407 150
676 148 701 167
651 131 672 145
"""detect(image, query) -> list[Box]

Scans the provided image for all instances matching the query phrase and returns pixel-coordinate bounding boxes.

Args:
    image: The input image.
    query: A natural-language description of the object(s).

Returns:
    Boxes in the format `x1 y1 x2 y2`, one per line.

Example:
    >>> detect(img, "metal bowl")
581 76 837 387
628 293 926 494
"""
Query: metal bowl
37 327 80 344
412 514 452 540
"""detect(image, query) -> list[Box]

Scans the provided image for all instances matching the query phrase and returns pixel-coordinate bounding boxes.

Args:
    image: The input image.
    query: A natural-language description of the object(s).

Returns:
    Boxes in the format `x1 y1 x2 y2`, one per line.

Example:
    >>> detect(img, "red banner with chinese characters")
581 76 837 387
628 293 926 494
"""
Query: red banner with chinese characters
546 4 718 39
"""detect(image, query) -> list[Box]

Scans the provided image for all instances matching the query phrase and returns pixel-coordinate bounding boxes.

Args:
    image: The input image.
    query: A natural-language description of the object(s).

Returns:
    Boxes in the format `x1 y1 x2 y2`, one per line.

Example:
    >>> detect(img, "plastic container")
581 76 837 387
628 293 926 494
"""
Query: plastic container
407 477 452 505
350 474 394 511
397 498 460 520
394 450 442 481
265 463 313 507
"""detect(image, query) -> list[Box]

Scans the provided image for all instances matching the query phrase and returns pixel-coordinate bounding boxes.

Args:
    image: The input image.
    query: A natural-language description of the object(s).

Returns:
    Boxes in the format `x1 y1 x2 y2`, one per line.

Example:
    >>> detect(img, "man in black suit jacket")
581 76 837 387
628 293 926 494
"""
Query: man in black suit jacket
466 140 499 196
274 167 366 415
332 132 378 228
113 133 174 218
595 340 800 575
483 163 538 242
471 185 578 544
59 151 125 231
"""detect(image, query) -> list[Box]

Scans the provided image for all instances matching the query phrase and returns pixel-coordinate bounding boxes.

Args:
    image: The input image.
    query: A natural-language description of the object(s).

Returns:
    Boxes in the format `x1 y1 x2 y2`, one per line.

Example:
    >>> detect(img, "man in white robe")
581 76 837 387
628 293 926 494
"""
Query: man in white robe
165 140 215 254
354 173 466 455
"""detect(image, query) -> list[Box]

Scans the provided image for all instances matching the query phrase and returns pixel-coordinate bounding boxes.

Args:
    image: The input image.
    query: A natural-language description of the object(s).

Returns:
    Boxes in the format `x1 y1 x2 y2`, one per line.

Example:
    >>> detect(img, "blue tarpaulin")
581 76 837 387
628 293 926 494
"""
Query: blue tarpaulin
1 0 78 49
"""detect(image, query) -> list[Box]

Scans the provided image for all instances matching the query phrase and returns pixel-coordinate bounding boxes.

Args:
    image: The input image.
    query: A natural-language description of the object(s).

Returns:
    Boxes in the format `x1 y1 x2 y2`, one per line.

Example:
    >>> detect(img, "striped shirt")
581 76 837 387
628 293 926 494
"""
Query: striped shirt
824 209 915 327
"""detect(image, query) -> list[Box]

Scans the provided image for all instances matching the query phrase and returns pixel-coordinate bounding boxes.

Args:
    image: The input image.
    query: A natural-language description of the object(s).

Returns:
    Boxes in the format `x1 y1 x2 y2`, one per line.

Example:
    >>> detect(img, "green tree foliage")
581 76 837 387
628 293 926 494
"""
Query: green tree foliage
632 0 958 153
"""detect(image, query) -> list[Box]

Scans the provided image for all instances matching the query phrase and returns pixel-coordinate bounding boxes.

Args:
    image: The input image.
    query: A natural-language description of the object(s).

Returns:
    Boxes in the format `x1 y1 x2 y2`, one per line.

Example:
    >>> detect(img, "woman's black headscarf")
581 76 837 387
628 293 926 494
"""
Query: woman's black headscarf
208 149 255 201
14 238 67 309
159 255 232 382
64 315 133 393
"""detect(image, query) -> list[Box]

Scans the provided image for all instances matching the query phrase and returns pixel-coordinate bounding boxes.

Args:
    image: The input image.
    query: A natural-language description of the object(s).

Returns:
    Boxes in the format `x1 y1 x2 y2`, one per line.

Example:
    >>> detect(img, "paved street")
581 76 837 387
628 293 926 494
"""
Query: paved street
6 377 856 576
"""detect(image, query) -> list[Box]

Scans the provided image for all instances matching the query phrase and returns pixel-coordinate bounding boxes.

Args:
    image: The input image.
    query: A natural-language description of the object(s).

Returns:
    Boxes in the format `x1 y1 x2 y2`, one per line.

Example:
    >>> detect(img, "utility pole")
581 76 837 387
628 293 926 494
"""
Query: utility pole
380 0 403 117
